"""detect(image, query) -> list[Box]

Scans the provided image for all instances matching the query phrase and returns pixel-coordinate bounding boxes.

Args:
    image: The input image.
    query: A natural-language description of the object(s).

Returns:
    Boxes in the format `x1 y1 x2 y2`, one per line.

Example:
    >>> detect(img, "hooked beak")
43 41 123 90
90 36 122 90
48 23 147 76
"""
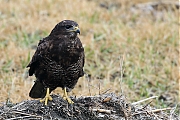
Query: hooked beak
73 26 80 34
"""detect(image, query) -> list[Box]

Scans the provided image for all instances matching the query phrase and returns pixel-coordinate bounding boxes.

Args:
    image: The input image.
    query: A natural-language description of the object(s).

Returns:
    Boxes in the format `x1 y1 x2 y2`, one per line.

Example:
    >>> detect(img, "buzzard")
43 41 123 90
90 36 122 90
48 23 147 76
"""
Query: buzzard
27 20 84 105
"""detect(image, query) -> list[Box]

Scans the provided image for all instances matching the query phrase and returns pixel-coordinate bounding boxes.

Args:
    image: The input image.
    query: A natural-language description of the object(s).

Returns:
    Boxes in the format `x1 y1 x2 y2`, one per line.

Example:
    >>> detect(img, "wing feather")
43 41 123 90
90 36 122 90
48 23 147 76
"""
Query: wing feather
27 37 50 76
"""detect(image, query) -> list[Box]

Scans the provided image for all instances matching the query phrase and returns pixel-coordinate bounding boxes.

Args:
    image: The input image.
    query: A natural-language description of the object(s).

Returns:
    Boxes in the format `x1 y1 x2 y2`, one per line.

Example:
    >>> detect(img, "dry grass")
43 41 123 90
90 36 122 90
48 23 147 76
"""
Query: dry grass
0 0 179 109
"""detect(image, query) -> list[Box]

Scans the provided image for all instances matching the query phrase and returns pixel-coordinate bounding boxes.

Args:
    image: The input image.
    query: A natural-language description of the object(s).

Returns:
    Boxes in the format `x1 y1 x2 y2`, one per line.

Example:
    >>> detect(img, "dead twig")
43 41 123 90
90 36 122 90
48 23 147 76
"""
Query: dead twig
132 96 158 105
100 88 111 95
98 79 101 95
85 73 91 96
119 55 125 94
150 108 172 113
132 111 150 117
132 107 172 117
141 100 153 110
12 110 42 118
0 101 26 116
8 116 41 120
92 108 115 114
169 105 177 120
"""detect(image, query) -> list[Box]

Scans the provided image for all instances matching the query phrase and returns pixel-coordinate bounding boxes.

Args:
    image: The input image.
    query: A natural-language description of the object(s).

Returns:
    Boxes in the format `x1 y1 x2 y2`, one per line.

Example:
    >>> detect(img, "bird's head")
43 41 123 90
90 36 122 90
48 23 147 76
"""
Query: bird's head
50 20 80 38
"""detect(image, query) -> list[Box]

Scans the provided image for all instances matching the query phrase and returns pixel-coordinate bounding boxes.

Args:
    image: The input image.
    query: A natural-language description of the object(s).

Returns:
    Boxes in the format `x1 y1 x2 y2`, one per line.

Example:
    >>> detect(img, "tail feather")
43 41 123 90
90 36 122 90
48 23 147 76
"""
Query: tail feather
29 80 46 98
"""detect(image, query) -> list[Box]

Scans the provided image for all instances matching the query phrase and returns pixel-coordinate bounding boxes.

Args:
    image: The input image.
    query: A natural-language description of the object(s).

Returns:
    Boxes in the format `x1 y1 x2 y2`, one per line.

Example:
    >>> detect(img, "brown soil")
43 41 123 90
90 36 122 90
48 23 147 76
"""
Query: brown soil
0 93 178 120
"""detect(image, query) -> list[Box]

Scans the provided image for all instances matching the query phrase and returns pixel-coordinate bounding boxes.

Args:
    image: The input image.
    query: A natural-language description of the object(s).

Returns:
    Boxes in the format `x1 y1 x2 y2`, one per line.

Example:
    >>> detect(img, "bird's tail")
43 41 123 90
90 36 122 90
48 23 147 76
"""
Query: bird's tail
29 80 46 98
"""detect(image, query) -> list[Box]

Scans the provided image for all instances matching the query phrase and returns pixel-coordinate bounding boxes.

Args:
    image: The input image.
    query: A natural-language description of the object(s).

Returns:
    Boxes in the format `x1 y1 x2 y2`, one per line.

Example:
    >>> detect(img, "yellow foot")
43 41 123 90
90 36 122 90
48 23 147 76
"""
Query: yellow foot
63 87 74 104
40 88 52 105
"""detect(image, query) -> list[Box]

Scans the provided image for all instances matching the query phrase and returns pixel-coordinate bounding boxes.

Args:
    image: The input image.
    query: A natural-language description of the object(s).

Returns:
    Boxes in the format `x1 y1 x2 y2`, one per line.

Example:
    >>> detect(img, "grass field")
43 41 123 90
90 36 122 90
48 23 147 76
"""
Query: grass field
0 0 179 109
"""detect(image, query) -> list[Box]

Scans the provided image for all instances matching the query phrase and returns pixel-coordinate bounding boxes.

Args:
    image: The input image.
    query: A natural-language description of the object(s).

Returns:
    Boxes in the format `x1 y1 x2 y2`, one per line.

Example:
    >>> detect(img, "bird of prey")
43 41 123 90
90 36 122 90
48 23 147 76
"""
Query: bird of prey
27 20 84 105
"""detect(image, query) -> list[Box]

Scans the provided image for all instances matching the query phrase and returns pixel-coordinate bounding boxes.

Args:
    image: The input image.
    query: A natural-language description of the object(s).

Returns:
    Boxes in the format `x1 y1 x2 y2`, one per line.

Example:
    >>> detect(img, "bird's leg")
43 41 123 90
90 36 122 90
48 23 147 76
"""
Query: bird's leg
40 88 52 105
63 87 74 104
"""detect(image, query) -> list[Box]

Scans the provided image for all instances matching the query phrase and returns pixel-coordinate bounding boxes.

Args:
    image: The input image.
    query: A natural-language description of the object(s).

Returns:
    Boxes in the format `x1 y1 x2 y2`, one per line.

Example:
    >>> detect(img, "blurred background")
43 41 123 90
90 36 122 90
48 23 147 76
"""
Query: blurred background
0 0 179 109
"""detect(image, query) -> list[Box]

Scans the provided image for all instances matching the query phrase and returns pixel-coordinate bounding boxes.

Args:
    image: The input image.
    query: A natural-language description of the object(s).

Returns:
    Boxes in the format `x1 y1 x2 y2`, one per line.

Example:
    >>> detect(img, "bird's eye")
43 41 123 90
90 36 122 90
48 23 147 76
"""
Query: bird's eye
65 25 72 29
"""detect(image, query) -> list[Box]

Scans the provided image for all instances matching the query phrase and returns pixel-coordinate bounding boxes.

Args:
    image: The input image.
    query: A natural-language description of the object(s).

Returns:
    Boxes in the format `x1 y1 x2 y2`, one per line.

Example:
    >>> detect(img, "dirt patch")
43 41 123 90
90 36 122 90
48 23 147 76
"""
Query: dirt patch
0 93 178 120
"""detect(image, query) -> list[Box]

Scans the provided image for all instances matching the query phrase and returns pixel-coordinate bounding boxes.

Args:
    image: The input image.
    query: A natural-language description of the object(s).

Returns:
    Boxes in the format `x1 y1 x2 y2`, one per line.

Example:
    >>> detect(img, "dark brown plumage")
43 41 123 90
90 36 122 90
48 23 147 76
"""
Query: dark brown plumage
27 20 84 105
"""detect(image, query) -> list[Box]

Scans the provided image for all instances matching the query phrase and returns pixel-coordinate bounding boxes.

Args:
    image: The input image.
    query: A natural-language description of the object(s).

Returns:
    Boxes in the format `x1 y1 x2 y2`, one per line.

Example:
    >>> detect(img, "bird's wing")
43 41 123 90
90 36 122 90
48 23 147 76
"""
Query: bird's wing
27 37 50 76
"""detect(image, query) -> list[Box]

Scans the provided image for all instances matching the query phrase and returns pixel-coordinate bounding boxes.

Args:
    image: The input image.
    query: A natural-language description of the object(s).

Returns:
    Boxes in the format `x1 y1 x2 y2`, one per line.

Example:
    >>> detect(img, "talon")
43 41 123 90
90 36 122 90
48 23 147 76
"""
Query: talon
63 87 74 104
40 88 52 105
